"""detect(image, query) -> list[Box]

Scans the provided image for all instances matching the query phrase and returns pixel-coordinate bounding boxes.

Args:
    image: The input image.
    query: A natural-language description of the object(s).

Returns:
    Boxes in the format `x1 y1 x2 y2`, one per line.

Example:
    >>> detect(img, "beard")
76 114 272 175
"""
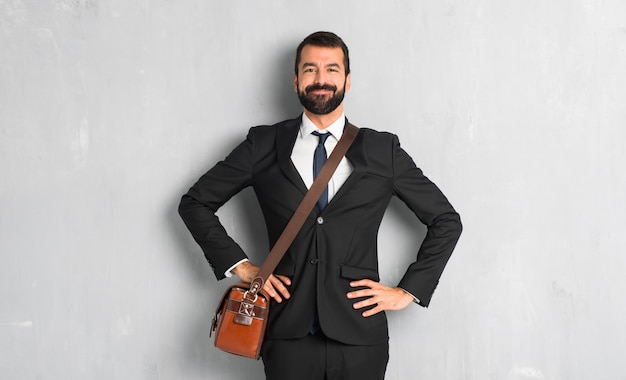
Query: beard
297 82 346 115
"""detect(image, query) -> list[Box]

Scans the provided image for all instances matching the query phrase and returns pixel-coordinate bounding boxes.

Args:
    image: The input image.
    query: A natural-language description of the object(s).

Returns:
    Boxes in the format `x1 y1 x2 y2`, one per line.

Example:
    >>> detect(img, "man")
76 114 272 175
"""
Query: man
179 31 462 380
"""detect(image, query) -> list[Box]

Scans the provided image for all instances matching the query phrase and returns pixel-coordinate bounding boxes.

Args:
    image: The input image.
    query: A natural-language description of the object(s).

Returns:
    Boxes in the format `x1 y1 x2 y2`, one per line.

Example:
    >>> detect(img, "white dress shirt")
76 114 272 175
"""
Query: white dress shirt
290 112 353 199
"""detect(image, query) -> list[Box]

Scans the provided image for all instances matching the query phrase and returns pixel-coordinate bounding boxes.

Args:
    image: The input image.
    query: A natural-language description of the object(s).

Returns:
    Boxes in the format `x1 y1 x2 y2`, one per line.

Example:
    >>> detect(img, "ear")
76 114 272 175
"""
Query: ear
345 73 351 93
293 74 298 92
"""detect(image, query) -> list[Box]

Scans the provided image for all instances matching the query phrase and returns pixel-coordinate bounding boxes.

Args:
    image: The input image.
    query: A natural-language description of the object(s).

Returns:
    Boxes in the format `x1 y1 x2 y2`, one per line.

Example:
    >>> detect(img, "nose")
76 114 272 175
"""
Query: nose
314 70 327 84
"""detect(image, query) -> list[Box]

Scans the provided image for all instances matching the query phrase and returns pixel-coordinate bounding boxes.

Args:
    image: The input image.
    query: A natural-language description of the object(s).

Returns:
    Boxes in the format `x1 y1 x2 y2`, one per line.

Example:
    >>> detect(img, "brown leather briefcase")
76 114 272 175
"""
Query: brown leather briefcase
211 283 269 359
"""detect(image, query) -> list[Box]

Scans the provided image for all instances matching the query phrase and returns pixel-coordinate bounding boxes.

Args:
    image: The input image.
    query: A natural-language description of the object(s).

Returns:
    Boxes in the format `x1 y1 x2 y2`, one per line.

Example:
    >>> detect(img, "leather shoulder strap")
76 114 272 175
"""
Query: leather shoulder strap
247 122 359 296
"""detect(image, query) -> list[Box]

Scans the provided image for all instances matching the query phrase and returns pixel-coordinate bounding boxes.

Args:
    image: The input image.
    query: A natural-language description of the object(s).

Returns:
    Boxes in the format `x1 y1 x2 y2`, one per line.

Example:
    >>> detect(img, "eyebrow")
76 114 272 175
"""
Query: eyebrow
301 62 342 69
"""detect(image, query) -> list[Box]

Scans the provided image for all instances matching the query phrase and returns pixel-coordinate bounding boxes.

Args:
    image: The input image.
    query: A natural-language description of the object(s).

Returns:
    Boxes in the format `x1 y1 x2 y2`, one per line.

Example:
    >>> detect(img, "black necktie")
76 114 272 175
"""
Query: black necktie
309 131 330 335
312 131 331 210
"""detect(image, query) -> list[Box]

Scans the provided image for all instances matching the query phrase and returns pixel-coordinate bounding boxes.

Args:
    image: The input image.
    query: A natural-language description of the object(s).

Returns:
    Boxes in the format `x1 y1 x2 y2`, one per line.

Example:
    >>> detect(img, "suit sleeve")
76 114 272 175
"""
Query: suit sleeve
391 135 462 307
178 129 256 280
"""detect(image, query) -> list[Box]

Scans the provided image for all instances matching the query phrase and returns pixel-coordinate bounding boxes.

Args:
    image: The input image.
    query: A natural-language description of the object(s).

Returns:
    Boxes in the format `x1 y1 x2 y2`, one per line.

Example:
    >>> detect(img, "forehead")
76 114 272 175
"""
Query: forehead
298 45 345 68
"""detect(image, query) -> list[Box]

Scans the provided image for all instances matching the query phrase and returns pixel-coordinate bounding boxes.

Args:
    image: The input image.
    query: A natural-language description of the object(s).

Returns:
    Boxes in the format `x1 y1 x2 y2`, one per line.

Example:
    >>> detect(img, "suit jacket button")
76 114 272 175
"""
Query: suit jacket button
317 217 324 224
310 258 319 264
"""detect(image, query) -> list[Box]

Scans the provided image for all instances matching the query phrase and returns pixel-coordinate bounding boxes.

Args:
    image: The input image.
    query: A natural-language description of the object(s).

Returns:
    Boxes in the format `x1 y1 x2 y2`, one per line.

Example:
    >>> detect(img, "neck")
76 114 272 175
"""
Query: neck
303 105 344 130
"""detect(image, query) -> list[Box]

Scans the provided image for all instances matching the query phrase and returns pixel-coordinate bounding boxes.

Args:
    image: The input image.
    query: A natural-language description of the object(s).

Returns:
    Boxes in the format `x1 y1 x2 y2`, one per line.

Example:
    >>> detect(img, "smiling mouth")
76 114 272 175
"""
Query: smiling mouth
305 84 337 95
310 89 332 95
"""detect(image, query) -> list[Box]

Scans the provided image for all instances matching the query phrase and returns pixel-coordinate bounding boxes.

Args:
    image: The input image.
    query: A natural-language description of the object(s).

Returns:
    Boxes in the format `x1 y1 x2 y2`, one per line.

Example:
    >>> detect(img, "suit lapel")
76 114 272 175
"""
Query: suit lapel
329 126 367 206
274 117 368 207
276 116 308 195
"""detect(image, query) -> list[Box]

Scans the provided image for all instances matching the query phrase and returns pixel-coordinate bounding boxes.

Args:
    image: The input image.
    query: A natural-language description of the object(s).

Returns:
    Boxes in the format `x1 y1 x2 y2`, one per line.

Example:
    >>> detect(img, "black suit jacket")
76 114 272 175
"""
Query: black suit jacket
179 116 462 345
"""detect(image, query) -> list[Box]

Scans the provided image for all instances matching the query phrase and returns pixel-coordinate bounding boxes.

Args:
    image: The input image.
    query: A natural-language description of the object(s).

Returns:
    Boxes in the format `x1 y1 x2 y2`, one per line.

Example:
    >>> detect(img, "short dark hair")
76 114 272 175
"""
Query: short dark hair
294 31 350 75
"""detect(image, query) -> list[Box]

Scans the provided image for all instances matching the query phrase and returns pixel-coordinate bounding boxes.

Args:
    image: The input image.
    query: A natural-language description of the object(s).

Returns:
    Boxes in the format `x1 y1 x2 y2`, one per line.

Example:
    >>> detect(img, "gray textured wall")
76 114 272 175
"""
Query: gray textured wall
2 1 625 379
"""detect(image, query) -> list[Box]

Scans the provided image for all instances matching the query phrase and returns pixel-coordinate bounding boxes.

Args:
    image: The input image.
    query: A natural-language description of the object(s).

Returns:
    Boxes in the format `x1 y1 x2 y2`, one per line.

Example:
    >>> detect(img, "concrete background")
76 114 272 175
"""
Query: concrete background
1 1 625 379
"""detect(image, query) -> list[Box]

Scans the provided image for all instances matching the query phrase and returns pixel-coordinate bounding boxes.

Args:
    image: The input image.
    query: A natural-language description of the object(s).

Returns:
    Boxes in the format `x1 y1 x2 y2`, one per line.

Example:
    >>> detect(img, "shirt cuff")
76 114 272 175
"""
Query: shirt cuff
224 258 249 278
398 287 420 304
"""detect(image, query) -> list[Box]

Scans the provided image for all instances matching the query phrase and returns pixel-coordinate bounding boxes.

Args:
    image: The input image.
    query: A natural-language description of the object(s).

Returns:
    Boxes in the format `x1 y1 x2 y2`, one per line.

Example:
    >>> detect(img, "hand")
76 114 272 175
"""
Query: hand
347 279 414 317
231 261 291 303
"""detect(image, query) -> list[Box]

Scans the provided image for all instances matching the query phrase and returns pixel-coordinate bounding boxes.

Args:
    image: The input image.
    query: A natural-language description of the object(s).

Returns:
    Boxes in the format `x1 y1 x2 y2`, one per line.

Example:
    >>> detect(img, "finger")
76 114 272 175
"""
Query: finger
263 275 293 303
270 275 291 299
361 304 383 317
352 296 383 316
262 281 283 303
352 295 379 310
276 275 291 286
349 279 377 288
347 288 377 299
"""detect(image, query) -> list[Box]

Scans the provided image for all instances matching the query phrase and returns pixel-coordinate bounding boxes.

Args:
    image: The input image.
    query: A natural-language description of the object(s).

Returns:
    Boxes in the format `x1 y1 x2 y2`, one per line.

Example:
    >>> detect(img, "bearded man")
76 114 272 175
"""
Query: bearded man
178 31 462 380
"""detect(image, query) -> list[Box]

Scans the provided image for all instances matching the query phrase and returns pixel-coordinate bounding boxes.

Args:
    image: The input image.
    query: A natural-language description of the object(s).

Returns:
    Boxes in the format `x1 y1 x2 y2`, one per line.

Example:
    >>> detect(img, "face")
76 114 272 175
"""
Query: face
294 45 351 115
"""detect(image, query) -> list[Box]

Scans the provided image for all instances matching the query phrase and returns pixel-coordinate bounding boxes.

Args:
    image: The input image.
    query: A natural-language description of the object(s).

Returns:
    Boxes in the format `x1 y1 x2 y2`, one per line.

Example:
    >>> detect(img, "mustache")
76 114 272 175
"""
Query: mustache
305 84 337 94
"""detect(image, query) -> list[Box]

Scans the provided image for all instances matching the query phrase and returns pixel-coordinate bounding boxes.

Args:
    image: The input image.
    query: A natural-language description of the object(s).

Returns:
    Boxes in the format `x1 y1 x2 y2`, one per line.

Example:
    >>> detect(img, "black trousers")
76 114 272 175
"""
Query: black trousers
261 332 389 380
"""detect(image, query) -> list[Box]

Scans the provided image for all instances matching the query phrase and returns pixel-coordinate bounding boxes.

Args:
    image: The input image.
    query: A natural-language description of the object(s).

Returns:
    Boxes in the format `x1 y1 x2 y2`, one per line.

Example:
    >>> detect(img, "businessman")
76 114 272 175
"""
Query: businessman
179 31 462 380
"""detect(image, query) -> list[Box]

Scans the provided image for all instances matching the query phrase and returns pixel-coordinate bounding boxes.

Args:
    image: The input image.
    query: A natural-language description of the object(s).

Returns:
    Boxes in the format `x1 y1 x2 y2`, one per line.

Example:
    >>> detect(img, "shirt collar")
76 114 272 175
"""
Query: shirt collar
300 112 346 139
